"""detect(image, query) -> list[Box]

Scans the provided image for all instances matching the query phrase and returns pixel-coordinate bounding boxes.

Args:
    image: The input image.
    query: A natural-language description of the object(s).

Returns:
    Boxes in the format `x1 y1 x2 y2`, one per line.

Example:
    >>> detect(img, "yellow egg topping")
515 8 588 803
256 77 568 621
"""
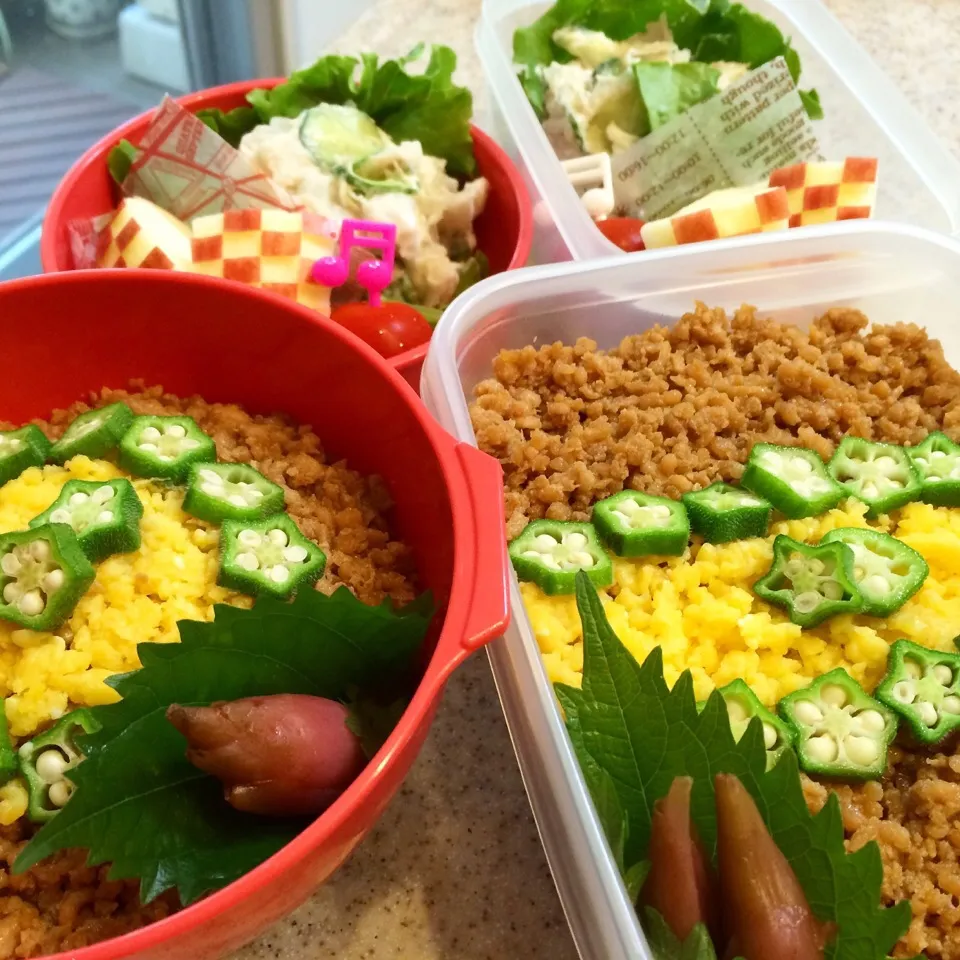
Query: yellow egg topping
0 457 250 742
523 498 960 706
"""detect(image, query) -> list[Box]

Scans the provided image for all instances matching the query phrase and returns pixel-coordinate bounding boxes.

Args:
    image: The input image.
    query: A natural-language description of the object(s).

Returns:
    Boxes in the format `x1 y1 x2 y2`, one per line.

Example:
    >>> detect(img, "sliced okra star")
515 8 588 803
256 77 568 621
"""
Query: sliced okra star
714 679 796 771
741 443 844 520
508 520 613 596
907 431 960 507
183 462 285 524
820 527 927 617
778 669 897 780
219 513 325 599
0 426 51 486
592 491 689 557
29 479 144 564
119 415 216 482
49 402 133 465
0 701 16 785
0 525 95 631
827 437 921 517
18 708 100 822
753 535 863 628
875 639 960 746
681 482 771 544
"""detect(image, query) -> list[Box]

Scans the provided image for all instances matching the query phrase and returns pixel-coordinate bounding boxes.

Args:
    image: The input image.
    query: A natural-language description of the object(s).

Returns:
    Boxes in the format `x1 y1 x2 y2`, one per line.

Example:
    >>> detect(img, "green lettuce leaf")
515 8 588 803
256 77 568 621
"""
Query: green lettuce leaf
513 0 820 121
108 45 476 185
519 66 549 119
381 298 444 327
689 1 788 65
452 250 489 299
800 87 824 121
513 0 708 67
559 571 910 960
382 250 487 326
633 61 720 130
245 54 358 127
106 139 139 185
206 46 475 177
15 587 433 905
196 105 261 145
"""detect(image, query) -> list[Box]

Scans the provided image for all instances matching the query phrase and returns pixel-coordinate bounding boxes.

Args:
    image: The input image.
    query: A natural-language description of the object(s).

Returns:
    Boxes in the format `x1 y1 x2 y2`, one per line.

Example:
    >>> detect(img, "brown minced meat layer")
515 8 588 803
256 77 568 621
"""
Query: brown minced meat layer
804 750 960 960
0 384 416 958
470 304 960 958
471 302 960 540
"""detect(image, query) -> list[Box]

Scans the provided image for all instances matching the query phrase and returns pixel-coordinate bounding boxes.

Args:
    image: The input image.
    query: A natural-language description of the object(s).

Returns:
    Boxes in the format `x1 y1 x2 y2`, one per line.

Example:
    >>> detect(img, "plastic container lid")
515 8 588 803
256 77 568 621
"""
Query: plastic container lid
477 0 960 263
421 219 960 960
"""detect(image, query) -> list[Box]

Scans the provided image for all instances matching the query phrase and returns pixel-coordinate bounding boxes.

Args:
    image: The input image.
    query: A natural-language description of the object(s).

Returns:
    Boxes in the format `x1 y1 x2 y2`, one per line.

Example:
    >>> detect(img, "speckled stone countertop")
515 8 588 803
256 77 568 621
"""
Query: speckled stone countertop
234 3 960 958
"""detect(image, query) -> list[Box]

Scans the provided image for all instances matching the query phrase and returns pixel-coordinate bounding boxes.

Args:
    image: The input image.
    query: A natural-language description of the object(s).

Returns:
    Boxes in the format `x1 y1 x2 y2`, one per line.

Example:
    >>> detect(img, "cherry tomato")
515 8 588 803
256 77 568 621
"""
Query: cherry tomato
596 217 646 253
330 301 433 359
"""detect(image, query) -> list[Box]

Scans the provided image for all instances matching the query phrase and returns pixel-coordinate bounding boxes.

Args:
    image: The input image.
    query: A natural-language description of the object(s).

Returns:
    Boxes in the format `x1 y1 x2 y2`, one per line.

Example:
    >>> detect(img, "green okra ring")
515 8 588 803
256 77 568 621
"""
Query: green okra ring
218 513 326 600
907 431 960 507
778 668 897 780
0 525 95 632
0 702 17 785
876 639 960 746
49 402 134 465
819 527 927 618
29 479 144 564
183 462 285 525
827 437 921 517
753 535 864 628
741 443 844 519
119 416 216 482
0 426 51 487
592 491 689 557
18 708 101 822
716 679 796 771
508 519 613 595
682 482 771 543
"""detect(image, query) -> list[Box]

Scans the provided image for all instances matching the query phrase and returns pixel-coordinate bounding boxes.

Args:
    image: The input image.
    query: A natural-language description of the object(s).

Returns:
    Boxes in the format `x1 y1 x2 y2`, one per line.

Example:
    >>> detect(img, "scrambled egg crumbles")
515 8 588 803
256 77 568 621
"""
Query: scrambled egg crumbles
523 498 960 705
0 457 249 742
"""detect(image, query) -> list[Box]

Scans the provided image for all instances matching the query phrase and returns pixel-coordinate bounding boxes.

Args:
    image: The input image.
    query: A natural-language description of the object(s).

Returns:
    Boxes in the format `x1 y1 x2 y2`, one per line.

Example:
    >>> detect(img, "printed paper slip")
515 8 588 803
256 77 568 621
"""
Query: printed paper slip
611 58 822 222
122 97 298 221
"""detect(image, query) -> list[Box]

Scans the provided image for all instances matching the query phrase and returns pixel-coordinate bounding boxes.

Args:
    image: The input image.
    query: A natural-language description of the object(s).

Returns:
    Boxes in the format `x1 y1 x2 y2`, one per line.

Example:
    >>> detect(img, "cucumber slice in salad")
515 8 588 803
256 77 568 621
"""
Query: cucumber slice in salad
347 152 419 196
299 104 388 167
298 104 419 196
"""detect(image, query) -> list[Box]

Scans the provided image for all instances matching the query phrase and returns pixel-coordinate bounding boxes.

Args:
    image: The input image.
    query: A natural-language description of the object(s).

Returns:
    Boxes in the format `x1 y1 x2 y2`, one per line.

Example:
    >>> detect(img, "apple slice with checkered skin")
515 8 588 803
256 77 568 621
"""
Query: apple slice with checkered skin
96 197 193 270
641 183 790 250
769 158 878 228
188 208 336 314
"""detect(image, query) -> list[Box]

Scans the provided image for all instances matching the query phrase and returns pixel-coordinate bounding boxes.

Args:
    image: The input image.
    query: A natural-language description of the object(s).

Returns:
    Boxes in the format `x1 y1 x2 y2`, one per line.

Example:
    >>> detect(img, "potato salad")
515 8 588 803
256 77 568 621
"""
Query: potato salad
240 105 489 308
538 20 750 159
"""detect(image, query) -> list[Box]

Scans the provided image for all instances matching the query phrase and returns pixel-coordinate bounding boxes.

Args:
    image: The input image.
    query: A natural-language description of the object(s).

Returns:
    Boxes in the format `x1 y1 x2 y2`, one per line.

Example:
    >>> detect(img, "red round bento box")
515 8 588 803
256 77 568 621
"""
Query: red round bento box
0 269 510 960
39 79 534 393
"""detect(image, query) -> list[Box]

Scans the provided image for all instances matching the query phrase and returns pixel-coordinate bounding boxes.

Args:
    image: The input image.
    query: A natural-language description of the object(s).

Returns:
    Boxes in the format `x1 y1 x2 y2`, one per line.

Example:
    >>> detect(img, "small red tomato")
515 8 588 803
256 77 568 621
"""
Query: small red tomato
596 217 646 253
330 302 433 359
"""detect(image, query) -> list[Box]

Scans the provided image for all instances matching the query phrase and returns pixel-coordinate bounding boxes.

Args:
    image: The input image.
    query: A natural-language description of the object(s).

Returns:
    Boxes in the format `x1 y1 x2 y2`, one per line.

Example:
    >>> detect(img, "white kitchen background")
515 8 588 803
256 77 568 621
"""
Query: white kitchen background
0 0 375 279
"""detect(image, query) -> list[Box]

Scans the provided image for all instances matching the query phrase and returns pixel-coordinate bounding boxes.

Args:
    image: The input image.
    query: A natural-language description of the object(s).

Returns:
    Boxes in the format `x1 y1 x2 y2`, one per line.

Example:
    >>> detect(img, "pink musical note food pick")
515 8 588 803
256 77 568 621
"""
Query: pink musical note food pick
311 219 398 307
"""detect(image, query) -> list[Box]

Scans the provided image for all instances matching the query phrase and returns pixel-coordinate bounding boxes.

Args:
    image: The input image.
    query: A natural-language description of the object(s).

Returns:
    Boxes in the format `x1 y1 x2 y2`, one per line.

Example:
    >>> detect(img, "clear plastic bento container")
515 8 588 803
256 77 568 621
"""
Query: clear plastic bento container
420 219 960 960
477 0 960 264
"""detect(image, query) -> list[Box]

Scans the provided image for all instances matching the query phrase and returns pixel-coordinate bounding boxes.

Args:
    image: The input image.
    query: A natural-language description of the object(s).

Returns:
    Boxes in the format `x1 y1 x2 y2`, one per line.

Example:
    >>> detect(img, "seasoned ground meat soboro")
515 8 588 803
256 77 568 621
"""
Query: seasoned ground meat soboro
472 303 960 959
471 303 960 540
0 383 416 959
804 749 960 960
